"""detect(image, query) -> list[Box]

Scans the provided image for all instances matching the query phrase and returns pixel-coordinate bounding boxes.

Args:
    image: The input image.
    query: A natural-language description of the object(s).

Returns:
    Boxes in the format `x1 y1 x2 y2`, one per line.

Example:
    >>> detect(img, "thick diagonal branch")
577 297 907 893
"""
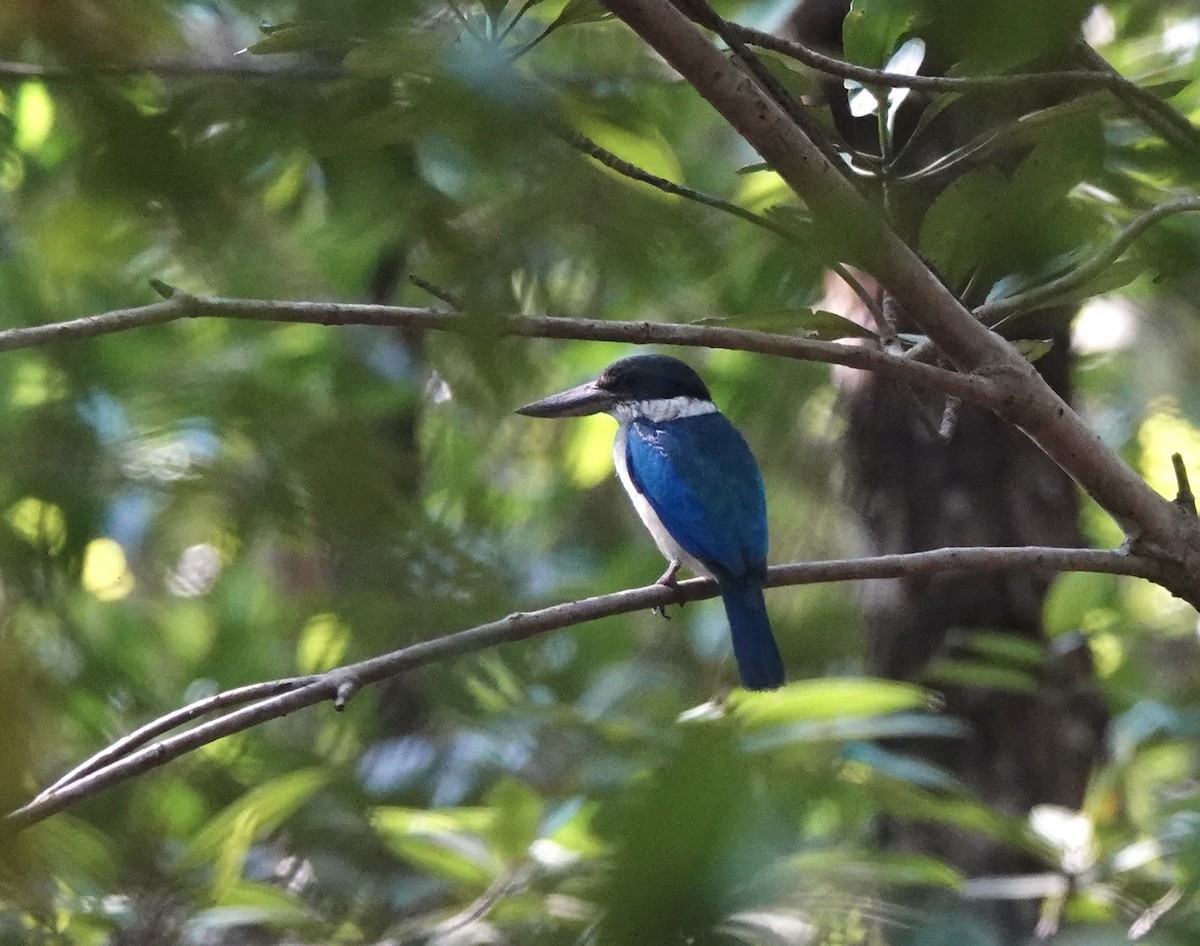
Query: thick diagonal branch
599 0 1200 585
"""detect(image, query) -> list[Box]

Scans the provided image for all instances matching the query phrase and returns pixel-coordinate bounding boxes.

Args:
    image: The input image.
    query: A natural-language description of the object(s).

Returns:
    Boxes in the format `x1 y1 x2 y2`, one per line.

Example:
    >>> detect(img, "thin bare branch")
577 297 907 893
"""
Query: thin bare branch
5 545 1168 831
559 127 796 238
0 290 997 405
562 129 889 331
0 58 343 82
730 25 1200 156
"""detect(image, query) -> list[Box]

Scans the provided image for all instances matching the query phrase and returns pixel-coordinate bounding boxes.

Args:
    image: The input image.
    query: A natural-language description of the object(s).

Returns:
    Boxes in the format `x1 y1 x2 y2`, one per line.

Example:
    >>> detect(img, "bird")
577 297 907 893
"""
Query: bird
516 353 784 690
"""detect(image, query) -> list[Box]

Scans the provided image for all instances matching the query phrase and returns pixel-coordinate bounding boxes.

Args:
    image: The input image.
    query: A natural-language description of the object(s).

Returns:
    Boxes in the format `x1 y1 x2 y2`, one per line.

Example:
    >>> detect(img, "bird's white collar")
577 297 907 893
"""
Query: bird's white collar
611 396 717 424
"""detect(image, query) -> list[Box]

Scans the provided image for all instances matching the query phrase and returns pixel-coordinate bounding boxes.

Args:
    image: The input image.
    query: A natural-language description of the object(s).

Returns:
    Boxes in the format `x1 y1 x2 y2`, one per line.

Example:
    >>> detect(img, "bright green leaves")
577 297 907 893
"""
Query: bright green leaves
730 677 931 729
487 777 543 863
923 631 1047 695
593 723 755 946
371 777 546 892
372 805 502 891
180 769 330 898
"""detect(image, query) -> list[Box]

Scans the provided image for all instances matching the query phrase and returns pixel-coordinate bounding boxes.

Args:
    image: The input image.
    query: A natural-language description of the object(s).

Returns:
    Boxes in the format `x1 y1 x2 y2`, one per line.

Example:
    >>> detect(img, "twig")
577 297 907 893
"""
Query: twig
1173 453 1196 515
938 396 961 441
0 289 998 405
561 128 893 333
834 264 889 337
558 127 798 239
675 0 847 171
976 196 1200 326
4 545 1167 831
0 58 343 82
1129 885 1183 940
730 24 1109 94
730 24 1200 156
409 275 463 309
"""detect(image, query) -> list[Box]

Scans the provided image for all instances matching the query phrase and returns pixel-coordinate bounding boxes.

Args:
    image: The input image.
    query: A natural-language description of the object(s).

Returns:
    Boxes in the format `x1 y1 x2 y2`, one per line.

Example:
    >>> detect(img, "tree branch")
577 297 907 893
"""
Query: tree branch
598 0 1200 585
0 58 343 83
0 289 997 405
730 25 1200 156
30 676 319 803
558 127 797 238
4 545 1166 832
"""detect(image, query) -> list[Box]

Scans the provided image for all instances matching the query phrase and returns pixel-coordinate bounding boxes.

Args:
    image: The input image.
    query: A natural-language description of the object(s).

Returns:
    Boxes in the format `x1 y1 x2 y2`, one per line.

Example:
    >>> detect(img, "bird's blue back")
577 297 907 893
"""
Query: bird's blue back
624 412 768 586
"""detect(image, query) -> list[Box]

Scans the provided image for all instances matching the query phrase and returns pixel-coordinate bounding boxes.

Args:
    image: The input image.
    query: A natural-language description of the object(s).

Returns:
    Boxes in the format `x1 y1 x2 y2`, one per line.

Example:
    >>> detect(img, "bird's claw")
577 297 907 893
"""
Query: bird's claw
653 560 682 619
656 560 681 587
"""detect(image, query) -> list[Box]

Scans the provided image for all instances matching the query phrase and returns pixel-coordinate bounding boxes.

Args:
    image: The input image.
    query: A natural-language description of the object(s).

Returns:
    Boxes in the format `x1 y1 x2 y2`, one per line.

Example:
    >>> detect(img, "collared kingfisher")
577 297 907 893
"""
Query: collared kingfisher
517 354 784 690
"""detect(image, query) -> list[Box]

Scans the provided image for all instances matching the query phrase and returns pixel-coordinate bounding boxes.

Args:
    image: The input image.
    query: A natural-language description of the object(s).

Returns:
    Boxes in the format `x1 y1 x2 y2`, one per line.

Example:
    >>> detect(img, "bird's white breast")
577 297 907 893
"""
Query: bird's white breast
611 400 714 579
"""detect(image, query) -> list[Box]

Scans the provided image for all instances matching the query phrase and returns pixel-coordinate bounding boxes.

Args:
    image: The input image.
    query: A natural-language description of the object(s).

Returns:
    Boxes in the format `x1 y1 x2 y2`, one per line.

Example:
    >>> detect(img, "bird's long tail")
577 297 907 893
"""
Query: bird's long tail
719 581 784 690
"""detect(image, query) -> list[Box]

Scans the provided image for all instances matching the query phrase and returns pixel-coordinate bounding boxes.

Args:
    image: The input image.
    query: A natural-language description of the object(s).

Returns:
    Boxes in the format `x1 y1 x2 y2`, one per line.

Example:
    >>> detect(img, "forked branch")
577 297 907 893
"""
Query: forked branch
6 544 1166 832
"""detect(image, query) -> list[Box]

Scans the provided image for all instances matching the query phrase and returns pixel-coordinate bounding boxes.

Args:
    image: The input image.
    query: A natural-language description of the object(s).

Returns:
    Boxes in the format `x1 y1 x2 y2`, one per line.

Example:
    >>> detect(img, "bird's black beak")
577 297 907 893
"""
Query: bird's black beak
516 379 616 418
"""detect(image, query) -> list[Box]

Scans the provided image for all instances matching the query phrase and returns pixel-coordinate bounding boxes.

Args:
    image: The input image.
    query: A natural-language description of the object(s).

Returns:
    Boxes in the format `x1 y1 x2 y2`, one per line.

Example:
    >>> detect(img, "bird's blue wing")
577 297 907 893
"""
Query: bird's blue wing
625 413 768 582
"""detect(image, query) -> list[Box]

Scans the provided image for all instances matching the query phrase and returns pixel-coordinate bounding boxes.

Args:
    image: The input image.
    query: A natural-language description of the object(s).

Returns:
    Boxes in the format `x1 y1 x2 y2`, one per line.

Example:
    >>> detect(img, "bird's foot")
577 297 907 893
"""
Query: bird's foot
656 560 681 587
653 561 682 619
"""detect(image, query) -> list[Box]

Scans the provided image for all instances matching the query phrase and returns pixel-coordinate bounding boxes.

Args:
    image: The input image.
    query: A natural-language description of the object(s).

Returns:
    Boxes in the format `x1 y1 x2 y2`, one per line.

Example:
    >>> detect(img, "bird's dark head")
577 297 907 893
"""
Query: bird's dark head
516 354 712 418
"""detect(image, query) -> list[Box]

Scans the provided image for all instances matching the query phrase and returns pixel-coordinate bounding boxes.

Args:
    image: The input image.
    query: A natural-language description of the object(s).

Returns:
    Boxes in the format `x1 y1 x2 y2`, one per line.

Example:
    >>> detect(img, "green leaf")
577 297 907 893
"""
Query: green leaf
1009 114 1104 215
371 807 500 890
990 258 1146 327
594 724 750 945
240 25 329 56
918 164 1007 288
1011 338 1054 363
192 880 320 934
843 0 919 68
785 848 965 889
744 711 967 752
371 806 495 837
21 814 118 886
486 777 542 862
843 741 964 791
692 309 875 340
961 631 1046 666
753 50 817 101
180 769 329 874
1043 571 1115 637
572 118 684 201
528 0 610 48
867 781 1045 855
923 658 1039 694
731 677 931 729
1142 78 1192 100
381 832 498 890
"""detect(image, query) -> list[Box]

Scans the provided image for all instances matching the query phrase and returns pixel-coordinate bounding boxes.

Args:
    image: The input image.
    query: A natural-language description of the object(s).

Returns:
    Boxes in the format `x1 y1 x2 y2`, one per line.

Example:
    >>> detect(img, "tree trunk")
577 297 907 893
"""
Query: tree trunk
786 1 1109 939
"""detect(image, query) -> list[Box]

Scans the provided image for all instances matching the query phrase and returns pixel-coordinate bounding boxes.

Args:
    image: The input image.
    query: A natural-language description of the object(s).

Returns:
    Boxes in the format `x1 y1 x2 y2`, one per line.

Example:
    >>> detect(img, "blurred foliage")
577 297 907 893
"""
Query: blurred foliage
0 0 1198 943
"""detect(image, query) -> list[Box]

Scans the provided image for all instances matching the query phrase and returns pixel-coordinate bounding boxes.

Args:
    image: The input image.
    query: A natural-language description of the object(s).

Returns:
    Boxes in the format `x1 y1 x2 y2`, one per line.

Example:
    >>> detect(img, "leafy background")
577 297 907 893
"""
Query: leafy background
2 0 1200 943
